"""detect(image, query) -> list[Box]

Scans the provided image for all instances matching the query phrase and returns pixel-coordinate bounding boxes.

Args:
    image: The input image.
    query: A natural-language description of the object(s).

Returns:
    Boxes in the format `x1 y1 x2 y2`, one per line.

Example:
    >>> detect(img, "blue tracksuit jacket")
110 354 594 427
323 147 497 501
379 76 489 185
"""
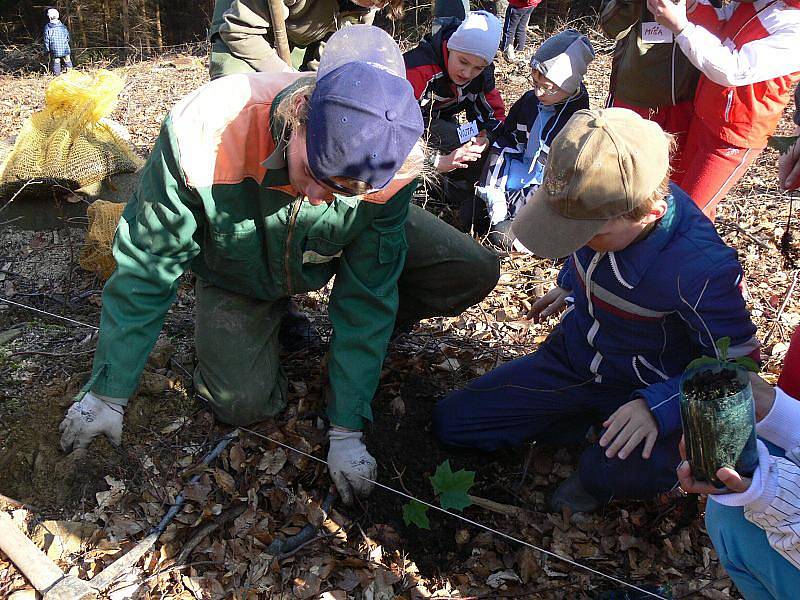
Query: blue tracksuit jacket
557 183 759 435
434 184 758 500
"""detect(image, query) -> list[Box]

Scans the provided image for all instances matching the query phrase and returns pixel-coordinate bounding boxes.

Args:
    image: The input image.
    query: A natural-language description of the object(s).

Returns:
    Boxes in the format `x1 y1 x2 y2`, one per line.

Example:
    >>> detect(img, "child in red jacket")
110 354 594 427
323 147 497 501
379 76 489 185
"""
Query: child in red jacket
501 0 543 62
648 0 800 221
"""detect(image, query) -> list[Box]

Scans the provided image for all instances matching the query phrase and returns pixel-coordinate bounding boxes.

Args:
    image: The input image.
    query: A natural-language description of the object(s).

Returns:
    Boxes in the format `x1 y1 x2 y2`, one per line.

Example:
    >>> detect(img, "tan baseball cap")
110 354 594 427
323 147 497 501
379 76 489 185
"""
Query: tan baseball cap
510 107 671 259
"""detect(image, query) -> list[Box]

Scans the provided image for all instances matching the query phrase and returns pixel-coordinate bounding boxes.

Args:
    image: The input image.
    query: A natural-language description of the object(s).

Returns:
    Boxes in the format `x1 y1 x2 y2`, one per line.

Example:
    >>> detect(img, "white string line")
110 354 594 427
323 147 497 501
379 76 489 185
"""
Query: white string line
237 426 667 600
0 296 99 330
0 296 666 598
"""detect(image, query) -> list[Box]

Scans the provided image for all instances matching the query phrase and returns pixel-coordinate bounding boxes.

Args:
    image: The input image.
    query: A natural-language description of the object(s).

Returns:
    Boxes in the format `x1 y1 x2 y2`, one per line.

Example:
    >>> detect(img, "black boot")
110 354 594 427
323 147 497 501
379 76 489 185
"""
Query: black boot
549 472 602 514
279 305 321 352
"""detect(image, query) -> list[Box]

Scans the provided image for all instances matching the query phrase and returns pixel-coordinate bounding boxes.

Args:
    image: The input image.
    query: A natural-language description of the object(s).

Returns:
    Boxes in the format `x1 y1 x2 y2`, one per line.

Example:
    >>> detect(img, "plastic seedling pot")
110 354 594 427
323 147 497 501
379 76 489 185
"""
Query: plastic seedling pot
679 363 758 487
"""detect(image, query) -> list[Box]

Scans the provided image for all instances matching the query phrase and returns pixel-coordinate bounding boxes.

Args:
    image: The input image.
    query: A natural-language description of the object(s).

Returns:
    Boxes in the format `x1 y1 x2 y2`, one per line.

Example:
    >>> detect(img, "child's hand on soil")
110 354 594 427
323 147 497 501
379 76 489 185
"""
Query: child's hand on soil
437 141 486 172
676 436 753 494
528 286 571 322
600 398 658 460
647 0 688 34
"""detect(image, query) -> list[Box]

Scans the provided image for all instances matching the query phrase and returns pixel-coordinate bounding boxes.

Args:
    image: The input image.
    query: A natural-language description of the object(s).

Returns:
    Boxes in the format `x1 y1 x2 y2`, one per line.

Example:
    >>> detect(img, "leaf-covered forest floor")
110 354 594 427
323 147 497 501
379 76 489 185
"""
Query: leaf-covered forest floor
0 20 798 600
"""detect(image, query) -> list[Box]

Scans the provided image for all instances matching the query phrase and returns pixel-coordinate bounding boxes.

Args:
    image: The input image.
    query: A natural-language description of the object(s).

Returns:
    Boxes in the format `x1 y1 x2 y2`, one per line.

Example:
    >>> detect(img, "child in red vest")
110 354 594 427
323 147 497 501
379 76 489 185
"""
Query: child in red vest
648 0 800 220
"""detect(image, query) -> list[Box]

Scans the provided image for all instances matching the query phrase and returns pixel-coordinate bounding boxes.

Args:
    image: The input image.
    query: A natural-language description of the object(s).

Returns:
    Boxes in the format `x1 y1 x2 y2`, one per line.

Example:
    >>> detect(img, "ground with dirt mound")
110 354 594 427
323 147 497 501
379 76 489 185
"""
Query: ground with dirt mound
1 22 798 600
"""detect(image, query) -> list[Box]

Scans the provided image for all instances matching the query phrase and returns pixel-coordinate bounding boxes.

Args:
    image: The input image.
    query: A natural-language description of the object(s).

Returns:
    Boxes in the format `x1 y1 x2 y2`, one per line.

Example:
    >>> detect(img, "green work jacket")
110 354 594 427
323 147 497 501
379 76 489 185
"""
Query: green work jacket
89 71 414 430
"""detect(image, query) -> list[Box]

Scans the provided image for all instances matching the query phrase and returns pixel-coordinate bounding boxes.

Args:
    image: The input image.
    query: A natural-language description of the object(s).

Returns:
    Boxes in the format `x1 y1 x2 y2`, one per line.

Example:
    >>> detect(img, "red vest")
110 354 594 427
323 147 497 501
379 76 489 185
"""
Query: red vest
693 0 800 149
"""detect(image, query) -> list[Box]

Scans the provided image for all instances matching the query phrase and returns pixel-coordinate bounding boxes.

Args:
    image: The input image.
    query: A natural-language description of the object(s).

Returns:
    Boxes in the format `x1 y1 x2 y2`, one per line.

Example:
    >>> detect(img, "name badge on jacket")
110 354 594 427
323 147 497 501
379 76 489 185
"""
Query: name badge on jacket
641 22 673 44
457 120 480 144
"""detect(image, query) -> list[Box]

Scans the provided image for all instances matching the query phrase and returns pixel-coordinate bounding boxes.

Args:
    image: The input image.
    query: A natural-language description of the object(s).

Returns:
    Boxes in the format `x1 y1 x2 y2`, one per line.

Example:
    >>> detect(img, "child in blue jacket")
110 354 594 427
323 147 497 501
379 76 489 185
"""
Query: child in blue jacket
472 30 594 247
435 107 759 512
43 8 72 75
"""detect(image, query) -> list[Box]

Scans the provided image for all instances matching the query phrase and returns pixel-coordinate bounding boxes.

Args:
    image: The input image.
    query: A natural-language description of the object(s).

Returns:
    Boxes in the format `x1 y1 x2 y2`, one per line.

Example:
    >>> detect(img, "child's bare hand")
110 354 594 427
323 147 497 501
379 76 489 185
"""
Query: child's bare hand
437 141 485 172
474 130 489 149
676 436 753 494
528 286 570 322
778 134 800 190
600 398 658 460
647 0 688 34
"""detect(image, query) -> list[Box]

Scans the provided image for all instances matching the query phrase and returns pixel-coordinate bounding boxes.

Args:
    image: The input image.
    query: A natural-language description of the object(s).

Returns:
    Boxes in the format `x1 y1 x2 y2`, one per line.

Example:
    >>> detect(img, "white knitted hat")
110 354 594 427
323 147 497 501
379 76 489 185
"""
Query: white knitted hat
446 11 502 65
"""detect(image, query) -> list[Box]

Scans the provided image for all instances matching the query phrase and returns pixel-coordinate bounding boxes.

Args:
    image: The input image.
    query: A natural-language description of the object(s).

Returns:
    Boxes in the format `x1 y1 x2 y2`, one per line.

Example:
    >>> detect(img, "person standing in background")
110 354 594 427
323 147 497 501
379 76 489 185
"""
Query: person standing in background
43 8 72 76
501 0 542 62
208 0 403 78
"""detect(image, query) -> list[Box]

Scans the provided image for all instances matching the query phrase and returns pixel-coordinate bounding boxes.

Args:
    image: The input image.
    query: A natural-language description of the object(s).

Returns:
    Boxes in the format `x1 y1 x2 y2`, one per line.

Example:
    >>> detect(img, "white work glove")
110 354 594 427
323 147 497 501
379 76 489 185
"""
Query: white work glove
59 391 124 452
327 427 377 505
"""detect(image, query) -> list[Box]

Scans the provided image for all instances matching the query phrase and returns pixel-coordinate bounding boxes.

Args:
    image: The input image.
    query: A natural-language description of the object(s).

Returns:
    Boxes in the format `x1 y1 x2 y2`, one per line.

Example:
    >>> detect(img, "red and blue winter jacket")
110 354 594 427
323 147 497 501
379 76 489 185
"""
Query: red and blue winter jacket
404 17 506 135
556 184 759 436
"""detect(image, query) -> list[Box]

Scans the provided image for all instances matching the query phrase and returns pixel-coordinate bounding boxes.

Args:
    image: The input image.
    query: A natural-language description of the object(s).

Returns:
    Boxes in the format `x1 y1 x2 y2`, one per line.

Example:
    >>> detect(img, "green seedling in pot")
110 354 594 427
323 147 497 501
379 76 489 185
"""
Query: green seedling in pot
685 336 759 374
680 337 760 486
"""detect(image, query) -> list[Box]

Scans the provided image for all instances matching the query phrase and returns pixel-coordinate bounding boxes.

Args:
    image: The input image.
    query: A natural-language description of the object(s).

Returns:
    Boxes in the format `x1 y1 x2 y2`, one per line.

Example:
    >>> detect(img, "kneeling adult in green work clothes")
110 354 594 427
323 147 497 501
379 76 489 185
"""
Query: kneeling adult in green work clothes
59 27 499 504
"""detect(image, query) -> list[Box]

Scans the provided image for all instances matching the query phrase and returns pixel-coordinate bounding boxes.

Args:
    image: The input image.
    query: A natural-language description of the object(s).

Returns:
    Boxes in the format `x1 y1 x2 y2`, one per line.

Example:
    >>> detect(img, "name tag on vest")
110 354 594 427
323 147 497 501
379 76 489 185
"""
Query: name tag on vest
641 22 673 44
457 120 480 144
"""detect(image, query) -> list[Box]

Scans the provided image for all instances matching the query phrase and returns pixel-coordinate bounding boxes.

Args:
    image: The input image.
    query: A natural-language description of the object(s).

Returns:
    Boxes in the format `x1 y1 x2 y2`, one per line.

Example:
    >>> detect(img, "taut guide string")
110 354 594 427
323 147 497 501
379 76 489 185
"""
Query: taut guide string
0 296 667 599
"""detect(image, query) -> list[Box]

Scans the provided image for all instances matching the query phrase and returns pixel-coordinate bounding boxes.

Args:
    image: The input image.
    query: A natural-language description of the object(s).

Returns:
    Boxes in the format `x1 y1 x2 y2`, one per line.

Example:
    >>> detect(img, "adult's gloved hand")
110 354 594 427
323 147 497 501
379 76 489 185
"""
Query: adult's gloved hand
59 391 124 452
327 426 377 505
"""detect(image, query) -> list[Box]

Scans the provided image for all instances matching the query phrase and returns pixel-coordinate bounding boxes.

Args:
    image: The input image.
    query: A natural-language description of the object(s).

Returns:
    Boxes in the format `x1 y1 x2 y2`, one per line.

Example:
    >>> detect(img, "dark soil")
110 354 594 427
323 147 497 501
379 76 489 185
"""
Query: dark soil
683 368 744 402
365 361 526 575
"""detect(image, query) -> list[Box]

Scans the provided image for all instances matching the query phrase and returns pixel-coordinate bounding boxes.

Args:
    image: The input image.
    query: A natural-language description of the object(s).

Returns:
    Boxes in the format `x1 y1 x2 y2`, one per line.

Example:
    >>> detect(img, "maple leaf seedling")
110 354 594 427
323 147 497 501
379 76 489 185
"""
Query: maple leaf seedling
402 500 431 529
431 460 476 512
402 460 476 529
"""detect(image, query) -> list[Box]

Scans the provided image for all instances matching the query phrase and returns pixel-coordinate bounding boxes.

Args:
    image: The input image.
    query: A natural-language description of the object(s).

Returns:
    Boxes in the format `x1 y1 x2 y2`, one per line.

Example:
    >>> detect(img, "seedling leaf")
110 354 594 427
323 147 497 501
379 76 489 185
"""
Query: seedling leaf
715 336 731 361
768 135 799 155
686 356 721 371
734 356 760 373
431 460 475 512
402 500 430 529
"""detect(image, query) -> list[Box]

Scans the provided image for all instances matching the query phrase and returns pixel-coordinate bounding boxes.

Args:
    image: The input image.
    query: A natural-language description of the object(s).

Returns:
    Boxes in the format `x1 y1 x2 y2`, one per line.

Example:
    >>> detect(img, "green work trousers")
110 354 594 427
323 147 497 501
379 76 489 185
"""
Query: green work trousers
193 203 500 426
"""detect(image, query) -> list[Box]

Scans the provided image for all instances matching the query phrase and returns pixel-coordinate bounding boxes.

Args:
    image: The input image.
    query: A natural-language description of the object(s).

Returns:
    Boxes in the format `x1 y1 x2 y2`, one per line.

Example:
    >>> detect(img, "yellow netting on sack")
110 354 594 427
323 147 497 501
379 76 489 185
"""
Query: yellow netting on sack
79 200 126 280
0 69 143 198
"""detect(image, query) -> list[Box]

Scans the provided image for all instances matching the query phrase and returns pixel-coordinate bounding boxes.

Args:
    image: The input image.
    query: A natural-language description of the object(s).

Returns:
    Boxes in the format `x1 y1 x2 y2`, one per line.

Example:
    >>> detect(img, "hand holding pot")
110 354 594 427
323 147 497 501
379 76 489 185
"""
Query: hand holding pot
600 398 659 460
677 436 752 495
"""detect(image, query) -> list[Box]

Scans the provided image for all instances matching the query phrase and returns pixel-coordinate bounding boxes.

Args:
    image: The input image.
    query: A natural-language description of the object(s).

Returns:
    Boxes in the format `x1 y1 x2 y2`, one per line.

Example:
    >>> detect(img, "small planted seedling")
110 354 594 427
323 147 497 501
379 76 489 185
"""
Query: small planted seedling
680 337 759 486
402 460 475 529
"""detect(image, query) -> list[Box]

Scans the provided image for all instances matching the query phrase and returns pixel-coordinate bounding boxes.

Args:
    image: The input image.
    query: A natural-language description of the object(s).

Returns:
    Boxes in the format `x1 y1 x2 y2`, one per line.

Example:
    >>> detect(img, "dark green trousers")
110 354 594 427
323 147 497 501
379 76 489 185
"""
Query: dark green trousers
194 204 499 425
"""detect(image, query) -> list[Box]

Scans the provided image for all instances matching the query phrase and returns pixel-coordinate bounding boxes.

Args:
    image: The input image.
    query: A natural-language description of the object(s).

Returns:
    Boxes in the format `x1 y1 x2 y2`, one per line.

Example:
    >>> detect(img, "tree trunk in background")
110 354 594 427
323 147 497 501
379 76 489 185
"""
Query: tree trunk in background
74 1 89 49
140 0 152 53
102 0 111 45
155 0 163 50
121 0 130 56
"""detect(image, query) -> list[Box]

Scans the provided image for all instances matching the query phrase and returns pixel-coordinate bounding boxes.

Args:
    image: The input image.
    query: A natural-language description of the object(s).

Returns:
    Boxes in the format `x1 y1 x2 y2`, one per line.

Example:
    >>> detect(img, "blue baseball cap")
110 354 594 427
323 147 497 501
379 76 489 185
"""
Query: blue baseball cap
306 26 424 192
